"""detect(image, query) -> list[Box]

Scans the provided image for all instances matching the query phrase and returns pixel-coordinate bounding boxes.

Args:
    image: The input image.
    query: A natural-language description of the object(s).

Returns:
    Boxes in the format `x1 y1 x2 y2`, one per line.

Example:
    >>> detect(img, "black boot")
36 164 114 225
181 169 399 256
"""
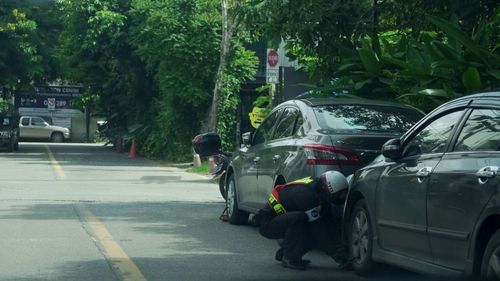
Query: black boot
276 248 310 266
275 247 284 262
282 258 306 270
338 258 354 271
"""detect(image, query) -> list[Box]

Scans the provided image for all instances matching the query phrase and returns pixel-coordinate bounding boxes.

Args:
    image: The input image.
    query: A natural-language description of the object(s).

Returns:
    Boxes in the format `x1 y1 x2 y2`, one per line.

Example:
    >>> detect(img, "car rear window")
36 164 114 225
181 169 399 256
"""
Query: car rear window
313 104 423 134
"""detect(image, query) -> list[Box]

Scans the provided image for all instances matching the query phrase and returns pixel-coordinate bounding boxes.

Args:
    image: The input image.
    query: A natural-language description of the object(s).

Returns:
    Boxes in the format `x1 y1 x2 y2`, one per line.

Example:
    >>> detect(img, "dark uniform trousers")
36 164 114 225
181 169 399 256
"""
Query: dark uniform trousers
259 210 348 264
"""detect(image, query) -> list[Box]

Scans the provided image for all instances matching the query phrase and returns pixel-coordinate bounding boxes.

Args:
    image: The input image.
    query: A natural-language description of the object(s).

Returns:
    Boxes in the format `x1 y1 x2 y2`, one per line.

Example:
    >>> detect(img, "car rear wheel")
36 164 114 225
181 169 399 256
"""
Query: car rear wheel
226 173 248 225
481 229 500 280
219 176 227 200
350 199 376 275
7 138 15 152
51 132 64 143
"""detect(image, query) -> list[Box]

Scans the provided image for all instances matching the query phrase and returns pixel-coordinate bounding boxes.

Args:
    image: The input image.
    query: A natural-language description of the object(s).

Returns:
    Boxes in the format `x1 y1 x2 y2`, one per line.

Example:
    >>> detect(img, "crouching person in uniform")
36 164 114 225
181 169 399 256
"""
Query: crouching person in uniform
256 171 351 270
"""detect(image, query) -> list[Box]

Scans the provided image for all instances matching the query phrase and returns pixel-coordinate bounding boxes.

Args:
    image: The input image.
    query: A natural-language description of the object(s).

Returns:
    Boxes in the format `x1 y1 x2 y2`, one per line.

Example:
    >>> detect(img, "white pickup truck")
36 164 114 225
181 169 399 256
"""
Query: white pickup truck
19 116 71 142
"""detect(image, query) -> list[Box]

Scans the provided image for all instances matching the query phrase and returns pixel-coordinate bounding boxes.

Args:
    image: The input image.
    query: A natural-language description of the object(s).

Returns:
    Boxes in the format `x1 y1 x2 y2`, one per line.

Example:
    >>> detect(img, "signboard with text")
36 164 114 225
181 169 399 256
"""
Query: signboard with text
15 86 82 111
266 49 279 84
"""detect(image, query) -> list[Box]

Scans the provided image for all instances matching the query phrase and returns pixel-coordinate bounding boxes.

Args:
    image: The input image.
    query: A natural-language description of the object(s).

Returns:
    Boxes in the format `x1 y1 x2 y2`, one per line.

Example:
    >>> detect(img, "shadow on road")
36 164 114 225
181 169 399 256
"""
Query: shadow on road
0 143 168 167
0 201 461 281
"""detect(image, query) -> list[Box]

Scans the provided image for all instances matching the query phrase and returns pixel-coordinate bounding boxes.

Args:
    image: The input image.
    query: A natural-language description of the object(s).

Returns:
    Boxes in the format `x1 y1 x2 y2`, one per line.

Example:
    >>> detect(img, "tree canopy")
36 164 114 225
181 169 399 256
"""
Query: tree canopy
0 0 497 160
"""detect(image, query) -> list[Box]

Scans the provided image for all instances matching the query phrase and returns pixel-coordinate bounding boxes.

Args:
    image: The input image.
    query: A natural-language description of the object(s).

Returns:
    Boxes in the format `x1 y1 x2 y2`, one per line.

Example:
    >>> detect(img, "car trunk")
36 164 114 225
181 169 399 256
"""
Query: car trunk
328 133 399 174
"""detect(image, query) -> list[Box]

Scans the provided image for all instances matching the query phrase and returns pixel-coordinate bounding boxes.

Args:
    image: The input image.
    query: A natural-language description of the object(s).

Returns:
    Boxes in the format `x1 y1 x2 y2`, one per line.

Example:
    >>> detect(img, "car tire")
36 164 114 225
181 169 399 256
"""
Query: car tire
7 138 15 152
350 199 376 275
51 132 64 143
226 173 249 225
480 229 500 280
219 176 227 200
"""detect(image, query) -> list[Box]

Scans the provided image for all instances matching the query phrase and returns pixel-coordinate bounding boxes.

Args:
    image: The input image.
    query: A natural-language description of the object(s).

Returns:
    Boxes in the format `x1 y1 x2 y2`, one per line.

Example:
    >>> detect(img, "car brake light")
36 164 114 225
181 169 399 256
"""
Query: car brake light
304 145 360 165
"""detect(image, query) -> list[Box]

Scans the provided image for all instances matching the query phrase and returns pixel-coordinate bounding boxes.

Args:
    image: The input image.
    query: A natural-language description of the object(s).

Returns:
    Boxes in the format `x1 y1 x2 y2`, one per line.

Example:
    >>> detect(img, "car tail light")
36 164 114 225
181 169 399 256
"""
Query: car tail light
304 145 360 165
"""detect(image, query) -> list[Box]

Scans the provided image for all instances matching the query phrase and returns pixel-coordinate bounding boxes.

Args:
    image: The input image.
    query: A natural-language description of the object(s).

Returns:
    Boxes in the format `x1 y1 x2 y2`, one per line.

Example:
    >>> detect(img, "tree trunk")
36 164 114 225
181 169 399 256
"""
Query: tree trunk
206 0 231 133
372 0 381 56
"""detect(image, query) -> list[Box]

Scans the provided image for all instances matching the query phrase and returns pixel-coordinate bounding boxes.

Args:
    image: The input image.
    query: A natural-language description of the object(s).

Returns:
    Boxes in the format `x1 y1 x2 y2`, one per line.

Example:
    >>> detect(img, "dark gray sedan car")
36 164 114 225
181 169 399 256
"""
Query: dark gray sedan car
344 92 500 280
224 98 424 224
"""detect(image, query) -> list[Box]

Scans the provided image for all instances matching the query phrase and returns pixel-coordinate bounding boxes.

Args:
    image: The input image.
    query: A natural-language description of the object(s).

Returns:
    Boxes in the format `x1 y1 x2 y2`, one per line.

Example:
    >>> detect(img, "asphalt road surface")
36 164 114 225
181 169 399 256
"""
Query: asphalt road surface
0 143 456 281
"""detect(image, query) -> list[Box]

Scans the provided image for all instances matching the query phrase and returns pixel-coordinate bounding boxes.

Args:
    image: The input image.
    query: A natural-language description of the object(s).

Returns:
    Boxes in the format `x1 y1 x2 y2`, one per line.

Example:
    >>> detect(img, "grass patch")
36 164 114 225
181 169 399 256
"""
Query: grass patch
186 162 209 174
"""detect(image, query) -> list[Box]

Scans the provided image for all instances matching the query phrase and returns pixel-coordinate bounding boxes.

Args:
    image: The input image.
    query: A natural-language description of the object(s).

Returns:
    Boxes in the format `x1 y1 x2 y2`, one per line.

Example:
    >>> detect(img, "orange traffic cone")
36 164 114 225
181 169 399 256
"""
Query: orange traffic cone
128 138 137 158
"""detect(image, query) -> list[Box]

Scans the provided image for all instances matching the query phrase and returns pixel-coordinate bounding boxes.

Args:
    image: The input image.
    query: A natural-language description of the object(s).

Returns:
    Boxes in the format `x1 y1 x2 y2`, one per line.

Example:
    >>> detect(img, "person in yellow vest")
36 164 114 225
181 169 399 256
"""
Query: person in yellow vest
256 171 351 270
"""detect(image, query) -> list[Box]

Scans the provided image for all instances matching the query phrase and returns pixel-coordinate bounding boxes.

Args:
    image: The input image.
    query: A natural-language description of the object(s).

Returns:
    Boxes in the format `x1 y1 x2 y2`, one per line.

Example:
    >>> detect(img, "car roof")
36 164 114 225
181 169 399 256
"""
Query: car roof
295 97 417 109
451 91 500 102
430 91 500 110
467 91 500 98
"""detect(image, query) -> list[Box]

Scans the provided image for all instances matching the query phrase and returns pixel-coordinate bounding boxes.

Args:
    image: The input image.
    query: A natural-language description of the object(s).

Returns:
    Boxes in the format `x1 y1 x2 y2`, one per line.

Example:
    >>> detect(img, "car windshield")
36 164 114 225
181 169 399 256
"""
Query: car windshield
313 104 423 134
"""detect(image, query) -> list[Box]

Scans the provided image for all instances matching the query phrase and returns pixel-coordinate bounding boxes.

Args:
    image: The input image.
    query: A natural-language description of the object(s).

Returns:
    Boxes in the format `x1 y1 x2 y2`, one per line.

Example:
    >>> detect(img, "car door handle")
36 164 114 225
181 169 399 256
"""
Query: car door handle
416 167 433 183
477 166 499 184
416 167 433 177
253 157 260 164
273 155 281 162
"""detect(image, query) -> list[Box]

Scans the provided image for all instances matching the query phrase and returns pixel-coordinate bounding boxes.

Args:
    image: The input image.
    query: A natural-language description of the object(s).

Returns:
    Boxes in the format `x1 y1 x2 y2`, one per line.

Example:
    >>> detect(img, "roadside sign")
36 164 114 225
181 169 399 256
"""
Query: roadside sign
47 98 56 110
266 49 279 84
267 50 279 67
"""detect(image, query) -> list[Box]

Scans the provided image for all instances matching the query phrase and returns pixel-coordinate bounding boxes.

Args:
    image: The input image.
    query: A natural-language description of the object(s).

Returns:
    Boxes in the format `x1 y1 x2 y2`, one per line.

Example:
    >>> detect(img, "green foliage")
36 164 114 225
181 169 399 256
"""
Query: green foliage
217 46 258 151
245 1 499 111
54 0 258 161
186 162 209 174
128 0 220 161
245 0 371 83
0 1 40 89
331 14 499 111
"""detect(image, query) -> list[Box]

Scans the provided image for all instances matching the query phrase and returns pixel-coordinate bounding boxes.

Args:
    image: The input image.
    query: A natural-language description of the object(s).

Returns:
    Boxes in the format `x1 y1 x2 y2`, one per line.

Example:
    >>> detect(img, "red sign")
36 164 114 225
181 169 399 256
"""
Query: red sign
47 98 56 110
267 50 279 67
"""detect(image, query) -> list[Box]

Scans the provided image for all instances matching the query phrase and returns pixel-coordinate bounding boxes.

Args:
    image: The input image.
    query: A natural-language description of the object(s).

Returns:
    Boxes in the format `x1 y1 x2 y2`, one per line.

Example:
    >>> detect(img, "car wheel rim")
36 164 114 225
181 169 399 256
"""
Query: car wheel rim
352 210 369 264
227 179 235 216
487 245 500 279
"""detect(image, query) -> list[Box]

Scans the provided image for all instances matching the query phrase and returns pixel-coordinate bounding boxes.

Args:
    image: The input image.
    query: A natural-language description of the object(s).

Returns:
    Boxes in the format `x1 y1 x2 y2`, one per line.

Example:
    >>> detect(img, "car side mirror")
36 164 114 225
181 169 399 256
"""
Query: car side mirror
382 138 402 160
242 132 252 146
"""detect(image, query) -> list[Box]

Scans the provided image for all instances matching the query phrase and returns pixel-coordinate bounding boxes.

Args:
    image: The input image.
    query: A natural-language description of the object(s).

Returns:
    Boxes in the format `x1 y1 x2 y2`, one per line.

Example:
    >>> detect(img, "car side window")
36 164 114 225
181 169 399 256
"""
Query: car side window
403 110 463 157
253 109 282 145
21 118 29 126
273 107 300 140
32 117 46 126
454 109 500 152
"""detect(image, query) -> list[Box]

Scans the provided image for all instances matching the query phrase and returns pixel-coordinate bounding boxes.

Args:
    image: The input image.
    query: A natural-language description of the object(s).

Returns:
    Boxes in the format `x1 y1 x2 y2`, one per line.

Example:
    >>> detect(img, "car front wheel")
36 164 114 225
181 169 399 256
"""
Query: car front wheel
51 132 64 143
481 229 500 280
226 174 248 225
350 199 375 275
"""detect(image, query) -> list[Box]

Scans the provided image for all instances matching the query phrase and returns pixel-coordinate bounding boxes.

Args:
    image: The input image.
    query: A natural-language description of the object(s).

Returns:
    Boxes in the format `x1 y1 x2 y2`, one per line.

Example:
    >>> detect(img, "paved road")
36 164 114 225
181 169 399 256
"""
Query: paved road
0 143 452 281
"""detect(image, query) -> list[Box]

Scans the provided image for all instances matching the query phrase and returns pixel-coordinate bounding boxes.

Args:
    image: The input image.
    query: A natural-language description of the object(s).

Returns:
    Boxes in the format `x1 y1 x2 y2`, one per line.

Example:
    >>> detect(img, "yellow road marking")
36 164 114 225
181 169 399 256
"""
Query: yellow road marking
78 205 147 281
45 145 65 179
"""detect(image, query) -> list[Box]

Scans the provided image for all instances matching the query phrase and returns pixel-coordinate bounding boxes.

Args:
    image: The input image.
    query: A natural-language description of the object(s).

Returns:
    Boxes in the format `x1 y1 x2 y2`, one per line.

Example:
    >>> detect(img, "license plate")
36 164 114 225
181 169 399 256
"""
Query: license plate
0 131 9 137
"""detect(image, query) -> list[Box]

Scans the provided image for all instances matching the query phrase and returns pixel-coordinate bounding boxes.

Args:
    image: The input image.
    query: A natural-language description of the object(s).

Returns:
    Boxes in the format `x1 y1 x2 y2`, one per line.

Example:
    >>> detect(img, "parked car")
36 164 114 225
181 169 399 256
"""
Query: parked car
0 114 19 151
343 92 500 280
224 98 425 225
19 116 71 142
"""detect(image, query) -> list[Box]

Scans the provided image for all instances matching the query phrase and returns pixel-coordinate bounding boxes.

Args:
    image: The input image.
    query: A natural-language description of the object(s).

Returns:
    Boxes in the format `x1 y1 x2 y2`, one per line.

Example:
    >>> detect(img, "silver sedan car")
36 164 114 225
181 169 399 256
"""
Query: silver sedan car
224 98 424 225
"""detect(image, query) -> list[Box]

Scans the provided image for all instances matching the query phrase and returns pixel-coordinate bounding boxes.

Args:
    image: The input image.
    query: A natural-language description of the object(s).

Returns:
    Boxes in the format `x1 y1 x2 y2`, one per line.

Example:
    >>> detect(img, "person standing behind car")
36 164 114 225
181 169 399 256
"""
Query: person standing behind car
256 171 351 270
